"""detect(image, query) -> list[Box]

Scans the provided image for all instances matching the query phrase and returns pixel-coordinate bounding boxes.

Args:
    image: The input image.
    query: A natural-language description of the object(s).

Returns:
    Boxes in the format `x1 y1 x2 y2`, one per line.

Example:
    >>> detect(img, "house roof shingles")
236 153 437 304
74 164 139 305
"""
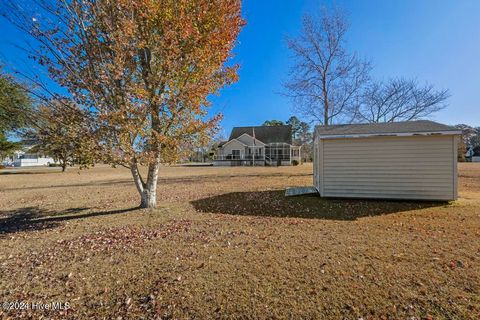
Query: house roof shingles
229 125 293 145
315 120 460 137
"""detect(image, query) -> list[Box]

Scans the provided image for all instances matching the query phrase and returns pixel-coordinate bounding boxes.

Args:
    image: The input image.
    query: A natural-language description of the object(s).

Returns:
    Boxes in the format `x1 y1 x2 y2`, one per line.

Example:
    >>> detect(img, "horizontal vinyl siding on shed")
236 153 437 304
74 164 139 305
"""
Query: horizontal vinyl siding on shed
319 135 455 200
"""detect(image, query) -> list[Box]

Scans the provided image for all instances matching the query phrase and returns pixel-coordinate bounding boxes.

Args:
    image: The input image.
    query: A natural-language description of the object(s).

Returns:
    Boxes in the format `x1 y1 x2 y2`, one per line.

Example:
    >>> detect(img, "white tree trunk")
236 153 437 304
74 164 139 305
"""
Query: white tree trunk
130 156 160 209
140 188 156 208
142 157 160 208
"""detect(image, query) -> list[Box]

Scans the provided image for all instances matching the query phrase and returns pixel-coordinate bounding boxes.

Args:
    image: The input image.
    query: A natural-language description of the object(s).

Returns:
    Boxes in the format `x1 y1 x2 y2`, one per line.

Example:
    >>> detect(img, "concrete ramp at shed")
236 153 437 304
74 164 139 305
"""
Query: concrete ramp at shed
285 186 319 197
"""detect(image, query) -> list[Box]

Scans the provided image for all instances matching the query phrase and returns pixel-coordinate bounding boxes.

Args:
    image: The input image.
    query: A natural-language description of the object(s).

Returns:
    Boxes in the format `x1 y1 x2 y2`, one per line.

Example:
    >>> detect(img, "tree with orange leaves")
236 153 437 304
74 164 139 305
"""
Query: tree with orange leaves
3 0 245 208
25 100 98 172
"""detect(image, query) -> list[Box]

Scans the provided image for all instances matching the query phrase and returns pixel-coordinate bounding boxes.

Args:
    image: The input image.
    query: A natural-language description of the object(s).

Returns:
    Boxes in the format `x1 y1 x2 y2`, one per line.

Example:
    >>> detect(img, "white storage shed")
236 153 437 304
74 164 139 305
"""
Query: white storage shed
313 121 462 201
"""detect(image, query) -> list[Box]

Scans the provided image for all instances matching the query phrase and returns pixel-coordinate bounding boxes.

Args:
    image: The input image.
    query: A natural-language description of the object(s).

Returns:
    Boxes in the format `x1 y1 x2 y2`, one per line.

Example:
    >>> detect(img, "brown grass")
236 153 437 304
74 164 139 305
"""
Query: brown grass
0 163 479 319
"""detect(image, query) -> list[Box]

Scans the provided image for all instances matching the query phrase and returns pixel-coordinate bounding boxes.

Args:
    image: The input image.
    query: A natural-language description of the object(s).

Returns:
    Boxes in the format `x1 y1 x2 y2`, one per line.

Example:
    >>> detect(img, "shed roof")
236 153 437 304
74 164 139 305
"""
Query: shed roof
315 120 461 138
229 125 293 144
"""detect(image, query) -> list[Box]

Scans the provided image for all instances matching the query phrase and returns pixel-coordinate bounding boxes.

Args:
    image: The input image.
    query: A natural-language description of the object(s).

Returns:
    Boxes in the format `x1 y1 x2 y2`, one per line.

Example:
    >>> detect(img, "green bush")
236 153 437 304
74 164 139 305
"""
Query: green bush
292 160 299 166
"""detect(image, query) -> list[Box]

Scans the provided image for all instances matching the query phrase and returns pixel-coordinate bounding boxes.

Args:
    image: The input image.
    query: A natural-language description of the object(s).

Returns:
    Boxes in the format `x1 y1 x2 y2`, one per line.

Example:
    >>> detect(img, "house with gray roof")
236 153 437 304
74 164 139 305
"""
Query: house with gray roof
214 125 301 166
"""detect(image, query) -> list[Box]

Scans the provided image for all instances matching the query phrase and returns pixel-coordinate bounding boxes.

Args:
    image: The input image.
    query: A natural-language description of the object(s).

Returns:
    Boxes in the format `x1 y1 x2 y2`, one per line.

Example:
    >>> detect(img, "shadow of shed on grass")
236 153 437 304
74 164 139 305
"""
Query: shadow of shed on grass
191 190 447 221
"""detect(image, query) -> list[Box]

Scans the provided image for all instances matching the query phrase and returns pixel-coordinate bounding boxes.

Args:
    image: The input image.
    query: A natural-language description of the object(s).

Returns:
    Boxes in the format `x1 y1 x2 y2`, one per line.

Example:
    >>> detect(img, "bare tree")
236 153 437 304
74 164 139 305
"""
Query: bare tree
357 78 449 123
284 7 371 125
297 121 313 162
455 124 480 161
455 124 480 148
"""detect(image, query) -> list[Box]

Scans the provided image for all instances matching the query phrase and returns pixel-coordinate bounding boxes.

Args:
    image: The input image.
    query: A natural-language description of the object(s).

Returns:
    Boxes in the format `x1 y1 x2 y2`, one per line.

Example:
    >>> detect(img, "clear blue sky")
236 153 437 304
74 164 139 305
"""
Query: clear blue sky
1 0 479 137
210 0 480 137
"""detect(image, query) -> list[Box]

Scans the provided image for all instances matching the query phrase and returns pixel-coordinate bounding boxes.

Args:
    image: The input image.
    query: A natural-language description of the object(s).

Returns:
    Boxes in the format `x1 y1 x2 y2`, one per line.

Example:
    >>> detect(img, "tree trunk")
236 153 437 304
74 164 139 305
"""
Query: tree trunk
322 77 329 126
61 159 67 172
139 188 156 208
130 155 161 209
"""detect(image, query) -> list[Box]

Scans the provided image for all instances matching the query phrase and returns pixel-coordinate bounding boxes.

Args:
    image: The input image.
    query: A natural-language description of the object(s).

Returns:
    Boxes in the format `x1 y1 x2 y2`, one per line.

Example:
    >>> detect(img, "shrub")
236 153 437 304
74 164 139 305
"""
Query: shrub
292 160 299 166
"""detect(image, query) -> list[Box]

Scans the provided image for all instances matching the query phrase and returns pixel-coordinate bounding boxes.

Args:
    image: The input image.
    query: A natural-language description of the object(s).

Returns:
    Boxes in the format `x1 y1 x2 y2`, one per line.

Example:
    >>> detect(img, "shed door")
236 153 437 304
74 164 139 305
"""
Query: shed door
320 135 456 200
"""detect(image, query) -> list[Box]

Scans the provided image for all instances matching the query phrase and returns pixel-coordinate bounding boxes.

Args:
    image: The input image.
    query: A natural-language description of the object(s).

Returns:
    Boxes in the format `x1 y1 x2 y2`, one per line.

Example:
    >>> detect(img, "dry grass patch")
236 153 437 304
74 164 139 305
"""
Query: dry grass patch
0 163 479 319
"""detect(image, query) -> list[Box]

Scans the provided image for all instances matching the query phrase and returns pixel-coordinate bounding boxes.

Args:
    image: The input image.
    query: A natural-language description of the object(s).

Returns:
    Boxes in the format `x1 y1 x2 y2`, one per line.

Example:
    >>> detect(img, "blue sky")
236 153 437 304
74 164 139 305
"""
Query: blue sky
1 0 479 137
210 0 480 137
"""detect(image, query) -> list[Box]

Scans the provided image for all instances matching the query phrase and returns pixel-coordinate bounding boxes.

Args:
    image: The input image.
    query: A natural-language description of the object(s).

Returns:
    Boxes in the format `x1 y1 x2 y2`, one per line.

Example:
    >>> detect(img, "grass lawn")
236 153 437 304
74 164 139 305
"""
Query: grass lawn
0 163 479 319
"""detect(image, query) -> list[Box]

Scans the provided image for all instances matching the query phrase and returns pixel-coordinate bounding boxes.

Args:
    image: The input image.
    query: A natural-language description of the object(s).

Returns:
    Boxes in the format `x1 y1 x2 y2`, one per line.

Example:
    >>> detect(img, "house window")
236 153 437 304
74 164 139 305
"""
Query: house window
232 150 240 159
292 149 299 157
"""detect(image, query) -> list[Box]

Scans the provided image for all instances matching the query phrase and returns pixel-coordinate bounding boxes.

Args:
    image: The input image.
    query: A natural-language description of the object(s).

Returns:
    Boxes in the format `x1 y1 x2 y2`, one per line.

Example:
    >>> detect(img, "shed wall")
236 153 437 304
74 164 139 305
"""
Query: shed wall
315 135 457 200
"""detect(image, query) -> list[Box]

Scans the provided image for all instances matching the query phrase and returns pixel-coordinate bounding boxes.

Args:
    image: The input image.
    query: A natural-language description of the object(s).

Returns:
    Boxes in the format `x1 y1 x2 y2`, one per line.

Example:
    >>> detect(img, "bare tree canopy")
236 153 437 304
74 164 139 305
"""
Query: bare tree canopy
284 7 371 125
455 124 479 147
357 78 449 123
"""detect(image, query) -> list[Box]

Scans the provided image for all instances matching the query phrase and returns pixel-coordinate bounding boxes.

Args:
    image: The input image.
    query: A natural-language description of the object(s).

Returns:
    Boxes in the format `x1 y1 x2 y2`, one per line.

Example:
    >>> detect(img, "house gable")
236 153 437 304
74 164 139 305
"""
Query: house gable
220 138 247 156
236 133 266 146
222 138 247 148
